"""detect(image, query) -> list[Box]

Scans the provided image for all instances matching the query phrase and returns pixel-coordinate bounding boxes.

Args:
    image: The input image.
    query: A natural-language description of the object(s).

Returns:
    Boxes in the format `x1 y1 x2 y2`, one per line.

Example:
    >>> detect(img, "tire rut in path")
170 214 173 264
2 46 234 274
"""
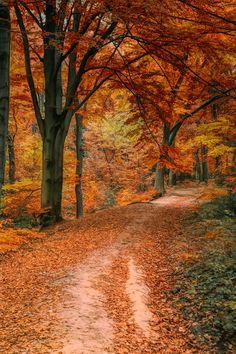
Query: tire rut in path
57 223 154 353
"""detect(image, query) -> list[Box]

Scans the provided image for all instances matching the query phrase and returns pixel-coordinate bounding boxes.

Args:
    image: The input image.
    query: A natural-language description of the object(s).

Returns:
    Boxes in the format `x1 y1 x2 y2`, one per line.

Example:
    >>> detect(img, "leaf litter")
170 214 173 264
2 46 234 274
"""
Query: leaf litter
0 186 209 353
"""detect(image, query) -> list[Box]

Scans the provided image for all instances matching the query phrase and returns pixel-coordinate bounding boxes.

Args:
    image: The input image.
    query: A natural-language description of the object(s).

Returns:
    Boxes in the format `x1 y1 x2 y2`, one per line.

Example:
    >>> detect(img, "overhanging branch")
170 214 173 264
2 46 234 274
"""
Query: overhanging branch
169 88 235 144
14 1 44 136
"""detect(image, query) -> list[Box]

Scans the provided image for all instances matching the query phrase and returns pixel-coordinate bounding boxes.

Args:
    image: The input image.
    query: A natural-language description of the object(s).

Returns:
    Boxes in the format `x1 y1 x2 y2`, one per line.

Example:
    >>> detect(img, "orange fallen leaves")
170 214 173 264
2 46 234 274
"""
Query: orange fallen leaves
0 220 44 253
0 186 216 352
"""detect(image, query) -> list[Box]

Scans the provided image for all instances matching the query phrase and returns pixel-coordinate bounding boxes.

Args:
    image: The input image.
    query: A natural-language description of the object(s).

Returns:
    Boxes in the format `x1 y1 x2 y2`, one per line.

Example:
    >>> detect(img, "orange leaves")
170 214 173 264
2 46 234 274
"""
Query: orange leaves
116 186 156 206
3 180 41 218
8 0 236 220
0 220 43 253
160 145 179 159
158 145 182 170
197 184 228 202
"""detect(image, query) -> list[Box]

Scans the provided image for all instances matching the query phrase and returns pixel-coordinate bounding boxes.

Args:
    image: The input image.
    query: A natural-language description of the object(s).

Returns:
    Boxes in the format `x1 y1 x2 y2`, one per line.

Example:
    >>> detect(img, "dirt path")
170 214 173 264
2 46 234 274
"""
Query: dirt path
0 187 204 353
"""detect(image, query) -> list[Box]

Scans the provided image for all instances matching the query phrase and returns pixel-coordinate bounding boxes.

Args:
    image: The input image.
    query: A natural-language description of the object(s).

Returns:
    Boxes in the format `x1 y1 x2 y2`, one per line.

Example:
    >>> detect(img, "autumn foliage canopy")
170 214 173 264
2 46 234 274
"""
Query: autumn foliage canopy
0 0 235 223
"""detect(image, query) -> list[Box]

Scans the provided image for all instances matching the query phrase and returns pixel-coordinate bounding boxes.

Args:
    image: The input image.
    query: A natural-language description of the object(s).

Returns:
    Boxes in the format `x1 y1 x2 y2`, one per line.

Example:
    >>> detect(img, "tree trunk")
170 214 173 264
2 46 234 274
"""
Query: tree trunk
7 134 15 183
154 163 165 195
41 129 65 222
75 114 84 218
169 168 176 186
39 1 65 222
194 149 202 182
201 145 208 183
215 156 220 170
210 98 220 179
0 1 10 200
168 137 176 186
14 1 117 223
154 122 170 195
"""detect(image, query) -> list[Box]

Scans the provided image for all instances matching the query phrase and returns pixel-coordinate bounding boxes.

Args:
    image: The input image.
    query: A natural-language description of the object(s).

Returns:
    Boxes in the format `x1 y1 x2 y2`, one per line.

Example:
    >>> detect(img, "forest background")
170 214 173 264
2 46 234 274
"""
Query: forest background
0 0 235 229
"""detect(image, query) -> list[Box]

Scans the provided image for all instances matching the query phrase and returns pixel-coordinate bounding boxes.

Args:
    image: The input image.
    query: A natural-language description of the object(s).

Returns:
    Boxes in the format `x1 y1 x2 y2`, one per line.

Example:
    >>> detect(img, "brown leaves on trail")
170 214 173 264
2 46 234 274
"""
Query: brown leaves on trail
93 198 204 353
0 187 208 353
0 211 122 353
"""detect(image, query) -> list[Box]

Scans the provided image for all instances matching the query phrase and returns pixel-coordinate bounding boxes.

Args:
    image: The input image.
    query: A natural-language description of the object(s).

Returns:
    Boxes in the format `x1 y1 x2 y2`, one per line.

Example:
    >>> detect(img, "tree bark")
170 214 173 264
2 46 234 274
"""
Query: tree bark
201 145 208 183
169 168 176 186
14 1 117 222
194 149 202 182
41 128 65 221
154 122 170 195
7 134 15 183
75 114 84 218
154 163 165 195
0 1 10 200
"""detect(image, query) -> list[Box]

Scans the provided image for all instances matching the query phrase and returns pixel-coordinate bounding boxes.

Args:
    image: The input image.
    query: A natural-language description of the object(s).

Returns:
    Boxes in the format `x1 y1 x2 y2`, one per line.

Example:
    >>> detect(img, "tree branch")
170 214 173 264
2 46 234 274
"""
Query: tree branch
64 20 118 111
14 1 44 136
178 0 236 26
169 88 236 144
19 1 43 29
28 42 44 62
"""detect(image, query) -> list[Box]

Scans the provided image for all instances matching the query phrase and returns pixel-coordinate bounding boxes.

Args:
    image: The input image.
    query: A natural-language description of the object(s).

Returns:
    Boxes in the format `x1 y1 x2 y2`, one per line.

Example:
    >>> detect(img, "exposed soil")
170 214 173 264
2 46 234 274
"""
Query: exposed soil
0 187 206 353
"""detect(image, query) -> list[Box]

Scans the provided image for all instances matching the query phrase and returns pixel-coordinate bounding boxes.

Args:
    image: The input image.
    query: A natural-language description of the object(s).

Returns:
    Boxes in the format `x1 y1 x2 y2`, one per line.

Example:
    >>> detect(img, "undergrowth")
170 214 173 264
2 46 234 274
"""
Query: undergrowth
175 193 236 353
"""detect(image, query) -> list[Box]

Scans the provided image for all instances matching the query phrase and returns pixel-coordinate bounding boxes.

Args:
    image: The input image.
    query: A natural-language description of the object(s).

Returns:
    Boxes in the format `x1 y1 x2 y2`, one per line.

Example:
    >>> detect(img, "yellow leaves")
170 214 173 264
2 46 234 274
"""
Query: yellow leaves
183 113 236 173
221 53 236 65
116 186 156 206
0 221 43 253
3 180 41 218
20 135 42 174
174 106 188 115
209 145 234 158
87 95 143 152
3 179 38 191
198 185 227 202
195 135 221 147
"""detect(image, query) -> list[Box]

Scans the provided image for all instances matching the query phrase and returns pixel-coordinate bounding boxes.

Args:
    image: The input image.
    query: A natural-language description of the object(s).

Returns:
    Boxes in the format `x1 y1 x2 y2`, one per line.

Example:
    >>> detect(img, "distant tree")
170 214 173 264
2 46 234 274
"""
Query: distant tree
0 0 10 204
75 113 84 218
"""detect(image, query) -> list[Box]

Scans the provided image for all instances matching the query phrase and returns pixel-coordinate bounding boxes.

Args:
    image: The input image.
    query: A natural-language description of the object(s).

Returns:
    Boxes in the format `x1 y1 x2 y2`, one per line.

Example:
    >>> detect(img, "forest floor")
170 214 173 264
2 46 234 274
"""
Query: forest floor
0 185 234 353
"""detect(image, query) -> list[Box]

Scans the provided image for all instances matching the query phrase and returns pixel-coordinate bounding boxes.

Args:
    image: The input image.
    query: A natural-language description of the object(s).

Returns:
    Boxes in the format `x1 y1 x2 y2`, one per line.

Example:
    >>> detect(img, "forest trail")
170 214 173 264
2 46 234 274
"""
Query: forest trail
1 187 204 353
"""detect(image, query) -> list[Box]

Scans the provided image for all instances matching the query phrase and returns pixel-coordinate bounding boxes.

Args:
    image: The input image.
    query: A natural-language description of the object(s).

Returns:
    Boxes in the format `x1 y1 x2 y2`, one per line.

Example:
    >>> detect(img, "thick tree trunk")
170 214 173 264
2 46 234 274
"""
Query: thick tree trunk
168 138 176 186
0 1 10 200
41 129 65 222
7 134 15 183
154 163 165 195
15 1 117 223
75 114 84 218
39 1 65 222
